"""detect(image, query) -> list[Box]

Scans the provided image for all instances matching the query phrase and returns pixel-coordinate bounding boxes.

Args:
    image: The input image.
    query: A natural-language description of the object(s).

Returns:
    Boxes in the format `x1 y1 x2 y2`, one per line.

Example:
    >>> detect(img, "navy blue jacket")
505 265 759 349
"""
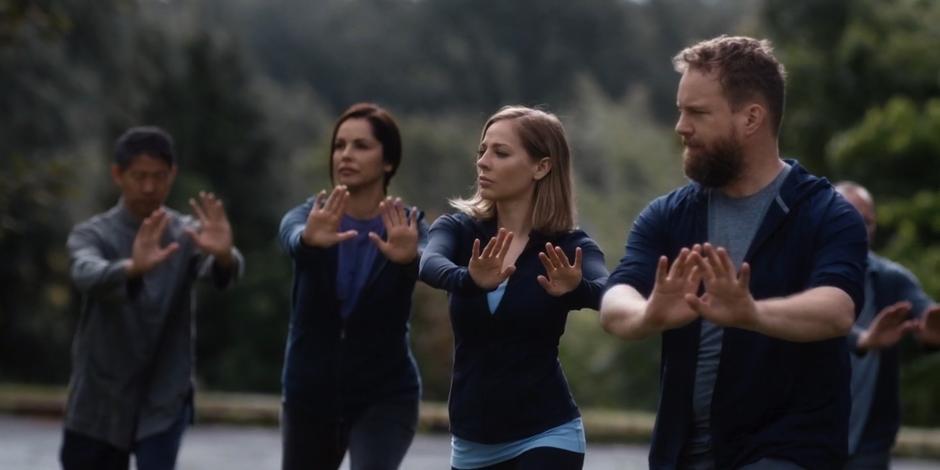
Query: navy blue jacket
419 212 608 443
607 161 867 469
849 253 933 455
278 199 427 417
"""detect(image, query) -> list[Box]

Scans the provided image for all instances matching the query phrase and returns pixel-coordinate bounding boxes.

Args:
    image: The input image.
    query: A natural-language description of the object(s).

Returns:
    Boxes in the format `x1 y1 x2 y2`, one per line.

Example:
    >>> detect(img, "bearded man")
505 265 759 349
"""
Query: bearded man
599 36 868 470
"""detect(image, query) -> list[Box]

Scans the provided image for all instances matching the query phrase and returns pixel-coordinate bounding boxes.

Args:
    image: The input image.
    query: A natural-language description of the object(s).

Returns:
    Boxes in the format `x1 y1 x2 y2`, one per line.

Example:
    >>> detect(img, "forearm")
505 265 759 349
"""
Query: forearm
599 284 658 340
752 286 855 342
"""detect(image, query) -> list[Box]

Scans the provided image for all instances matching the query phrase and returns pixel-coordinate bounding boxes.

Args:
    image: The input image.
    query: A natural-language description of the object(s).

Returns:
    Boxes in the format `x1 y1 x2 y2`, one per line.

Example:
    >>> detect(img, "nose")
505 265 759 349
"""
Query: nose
675 112 692 139
141 177 156 194
476 152 490 172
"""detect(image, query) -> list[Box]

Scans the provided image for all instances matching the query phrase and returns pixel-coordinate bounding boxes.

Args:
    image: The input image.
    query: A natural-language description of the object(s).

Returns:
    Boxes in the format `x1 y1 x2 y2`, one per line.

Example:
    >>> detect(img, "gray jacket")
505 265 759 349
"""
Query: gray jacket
65 200 243 449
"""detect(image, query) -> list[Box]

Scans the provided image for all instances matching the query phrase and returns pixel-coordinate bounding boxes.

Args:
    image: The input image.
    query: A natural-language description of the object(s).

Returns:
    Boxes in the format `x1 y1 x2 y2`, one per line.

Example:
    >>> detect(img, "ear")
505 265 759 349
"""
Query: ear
533 157 552 181
110 164 122 186
384 162 394 174
168 165 178 185
740 103 766 137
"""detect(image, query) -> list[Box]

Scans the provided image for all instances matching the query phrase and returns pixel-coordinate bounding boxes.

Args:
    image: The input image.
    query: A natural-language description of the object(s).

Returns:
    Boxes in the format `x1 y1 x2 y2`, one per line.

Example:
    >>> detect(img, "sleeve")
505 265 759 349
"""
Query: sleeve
418 214 486 295
892 265 933 320
196 247 245 289
67 222 141 301
605 197 669 298
807 194 868 316
563 235 609 311
278 198 327 262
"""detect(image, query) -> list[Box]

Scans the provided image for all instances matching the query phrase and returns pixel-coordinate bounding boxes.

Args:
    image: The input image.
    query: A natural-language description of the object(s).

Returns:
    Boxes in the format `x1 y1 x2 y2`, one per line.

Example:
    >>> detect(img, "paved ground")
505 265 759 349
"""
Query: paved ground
1 414 938 469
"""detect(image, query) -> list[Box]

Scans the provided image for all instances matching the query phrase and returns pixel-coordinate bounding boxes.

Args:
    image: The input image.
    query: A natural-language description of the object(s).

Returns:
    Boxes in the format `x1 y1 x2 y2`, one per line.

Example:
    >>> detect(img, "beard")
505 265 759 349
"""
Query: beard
682 131 744 188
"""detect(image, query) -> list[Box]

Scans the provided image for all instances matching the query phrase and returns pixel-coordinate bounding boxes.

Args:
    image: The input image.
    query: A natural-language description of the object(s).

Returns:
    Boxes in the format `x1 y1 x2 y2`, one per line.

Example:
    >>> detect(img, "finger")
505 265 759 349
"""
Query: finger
695 249 717 281
703 244 726 279
553 245 571 268
313 190 327 211
472 238 482 260
392 198 405 226
480 236 498 258
685 293 709 315
325 186 344 213
542 243 561 267
654 256 669 286
335 187 351 215
687 265 702 289
537 275 552 292
737 262 751 290
487 229 505 258
153 210 171 239
184 228 200 244
408 207 418 228
336 229 358 243
715 247 736 278
205 192 224 221
368 232 388 252
670 248 690 280
573 247 583 271
378 200 393 229
189 197 209 223
157 242 180 261
538 251 555 277
500 264 516 281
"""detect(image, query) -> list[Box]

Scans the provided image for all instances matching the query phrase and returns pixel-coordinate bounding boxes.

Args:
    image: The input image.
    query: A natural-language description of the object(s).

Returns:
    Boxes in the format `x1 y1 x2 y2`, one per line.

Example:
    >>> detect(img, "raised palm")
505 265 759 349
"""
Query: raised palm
302 186 358 248
468 228 516 290
369 197 419 264
129 208 179 276
537 242 583 296
644 246 701 331
185 191 233 258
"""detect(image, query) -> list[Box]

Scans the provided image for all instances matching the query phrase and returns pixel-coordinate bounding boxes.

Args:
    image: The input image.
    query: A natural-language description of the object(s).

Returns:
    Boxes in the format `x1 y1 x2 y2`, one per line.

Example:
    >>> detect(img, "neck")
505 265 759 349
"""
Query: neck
720 140 783 198
344 182 386 219
495 197 533 238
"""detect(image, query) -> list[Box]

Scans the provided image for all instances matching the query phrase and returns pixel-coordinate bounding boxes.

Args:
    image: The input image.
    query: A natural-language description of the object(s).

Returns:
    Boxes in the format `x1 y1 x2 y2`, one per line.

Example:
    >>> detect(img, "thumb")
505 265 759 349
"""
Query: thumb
685 293 708 315
336 230 358 243
537 274 551 291
367 231 386 250
501 265 516 280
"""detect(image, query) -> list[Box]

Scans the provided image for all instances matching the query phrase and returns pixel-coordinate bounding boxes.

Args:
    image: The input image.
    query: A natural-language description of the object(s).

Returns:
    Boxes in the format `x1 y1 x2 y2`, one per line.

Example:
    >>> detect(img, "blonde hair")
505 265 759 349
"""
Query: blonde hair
450 105 575 234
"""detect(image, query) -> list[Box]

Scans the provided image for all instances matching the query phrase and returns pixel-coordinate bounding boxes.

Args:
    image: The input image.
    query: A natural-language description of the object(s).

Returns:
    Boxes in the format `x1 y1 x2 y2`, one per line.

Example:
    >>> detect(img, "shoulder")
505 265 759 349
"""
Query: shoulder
555 228 601 251
430 212 478 231
870 253 920 286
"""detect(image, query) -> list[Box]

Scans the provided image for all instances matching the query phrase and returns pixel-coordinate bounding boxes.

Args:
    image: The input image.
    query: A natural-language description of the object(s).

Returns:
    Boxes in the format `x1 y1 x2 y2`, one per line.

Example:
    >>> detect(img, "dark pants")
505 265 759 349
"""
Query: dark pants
60 404 192 470
452 447 585 470
281 397 418 470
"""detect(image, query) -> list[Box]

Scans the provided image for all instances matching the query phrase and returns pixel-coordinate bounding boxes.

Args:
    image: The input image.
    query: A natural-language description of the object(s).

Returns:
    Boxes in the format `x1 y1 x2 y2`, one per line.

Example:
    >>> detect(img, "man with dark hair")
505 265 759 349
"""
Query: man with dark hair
60 126 244 470
835 181 940 469
600 36 868 469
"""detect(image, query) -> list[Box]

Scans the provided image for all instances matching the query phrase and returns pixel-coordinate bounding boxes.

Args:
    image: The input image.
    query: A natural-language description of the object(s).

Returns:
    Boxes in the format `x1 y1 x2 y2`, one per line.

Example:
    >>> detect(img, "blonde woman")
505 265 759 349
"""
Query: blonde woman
420 106 608 469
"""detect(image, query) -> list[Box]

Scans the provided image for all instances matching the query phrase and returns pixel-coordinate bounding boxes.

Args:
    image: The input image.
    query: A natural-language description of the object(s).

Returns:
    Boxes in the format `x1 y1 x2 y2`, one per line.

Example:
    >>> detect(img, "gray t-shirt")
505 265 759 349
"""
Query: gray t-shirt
65 200 243 449
684 164 792 460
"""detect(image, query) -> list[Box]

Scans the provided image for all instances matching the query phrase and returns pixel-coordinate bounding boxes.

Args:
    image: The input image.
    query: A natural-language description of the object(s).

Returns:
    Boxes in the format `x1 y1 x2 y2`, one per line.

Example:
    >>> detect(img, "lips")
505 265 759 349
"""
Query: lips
336 167 358 177
478 176 494 187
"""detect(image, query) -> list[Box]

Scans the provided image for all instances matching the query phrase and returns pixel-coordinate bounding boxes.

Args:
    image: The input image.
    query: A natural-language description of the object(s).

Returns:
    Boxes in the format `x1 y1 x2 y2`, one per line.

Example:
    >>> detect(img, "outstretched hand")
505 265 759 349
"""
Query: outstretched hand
857 301 916 350
369 197 419 264
302 186 358 248
537 243 583 296
185 191 234 265
128 208 179 277
915 305 940 347
468 228 516 290
685 243 757 328
643 245 702 331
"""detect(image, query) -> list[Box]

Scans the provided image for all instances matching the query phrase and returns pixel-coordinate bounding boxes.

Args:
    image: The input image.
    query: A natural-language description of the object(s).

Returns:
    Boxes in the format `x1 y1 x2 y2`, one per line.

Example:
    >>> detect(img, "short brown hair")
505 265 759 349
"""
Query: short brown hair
673 35 787 135
328 102 402 191
450 106 575 235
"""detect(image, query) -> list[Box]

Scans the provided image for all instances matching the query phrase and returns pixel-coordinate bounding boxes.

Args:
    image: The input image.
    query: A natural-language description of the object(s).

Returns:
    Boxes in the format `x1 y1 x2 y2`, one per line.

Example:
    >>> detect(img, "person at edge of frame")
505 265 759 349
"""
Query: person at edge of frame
61 126 244 470
599 35 868 470
835 181 940 470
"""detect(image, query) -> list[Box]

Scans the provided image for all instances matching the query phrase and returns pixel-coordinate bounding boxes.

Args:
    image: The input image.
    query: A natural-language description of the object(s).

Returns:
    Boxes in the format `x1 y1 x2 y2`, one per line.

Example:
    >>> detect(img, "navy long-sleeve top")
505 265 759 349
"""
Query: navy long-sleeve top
607 160 867 469
419 212 608 443
279 198 427 417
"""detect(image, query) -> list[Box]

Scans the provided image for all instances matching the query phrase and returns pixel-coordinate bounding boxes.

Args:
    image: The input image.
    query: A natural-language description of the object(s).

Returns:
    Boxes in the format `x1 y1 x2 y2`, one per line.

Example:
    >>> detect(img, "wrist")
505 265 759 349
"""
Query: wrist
124 259 142 278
